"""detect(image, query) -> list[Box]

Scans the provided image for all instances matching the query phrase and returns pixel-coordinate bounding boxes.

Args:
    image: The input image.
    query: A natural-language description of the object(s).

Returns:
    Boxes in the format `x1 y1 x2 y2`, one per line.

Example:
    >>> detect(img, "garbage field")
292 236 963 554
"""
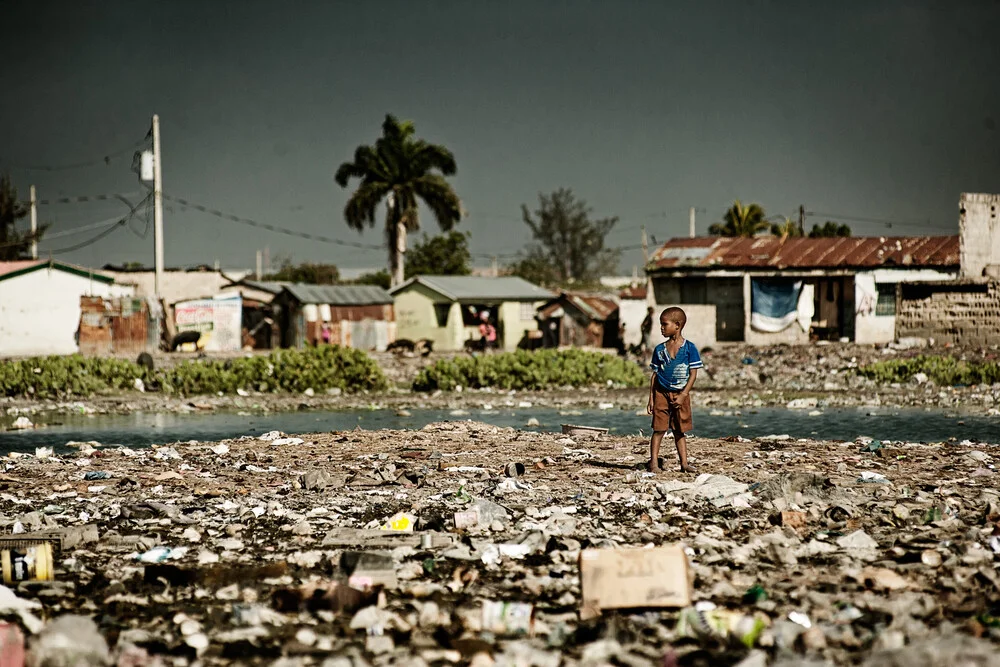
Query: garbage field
3 421 1000 666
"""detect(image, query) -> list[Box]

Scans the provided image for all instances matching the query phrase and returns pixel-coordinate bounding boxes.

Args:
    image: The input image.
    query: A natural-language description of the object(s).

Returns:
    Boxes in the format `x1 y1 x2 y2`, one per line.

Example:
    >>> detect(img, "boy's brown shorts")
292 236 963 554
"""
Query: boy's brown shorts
652 388 693 434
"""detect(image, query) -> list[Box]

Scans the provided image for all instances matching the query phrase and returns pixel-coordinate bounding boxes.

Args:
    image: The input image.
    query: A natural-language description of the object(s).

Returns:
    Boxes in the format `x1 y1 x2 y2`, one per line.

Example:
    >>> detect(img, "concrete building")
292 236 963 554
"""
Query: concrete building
646 236 958 345
0 261 134 357
895 193 1000 345
959 193 1000 279
390 276 552 351
102 265 252 307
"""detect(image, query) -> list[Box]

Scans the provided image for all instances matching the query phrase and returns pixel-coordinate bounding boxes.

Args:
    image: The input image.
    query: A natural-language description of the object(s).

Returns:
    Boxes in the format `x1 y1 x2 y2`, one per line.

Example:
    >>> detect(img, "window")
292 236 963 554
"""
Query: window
520 302 536 321
875 284 896 316
433 304 451 327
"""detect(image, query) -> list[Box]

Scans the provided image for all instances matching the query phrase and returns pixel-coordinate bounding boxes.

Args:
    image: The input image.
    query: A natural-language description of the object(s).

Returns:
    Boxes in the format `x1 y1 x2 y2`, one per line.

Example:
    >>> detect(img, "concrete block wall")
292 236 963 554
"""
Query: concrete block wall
960 193 1000 279
896 281 1000 346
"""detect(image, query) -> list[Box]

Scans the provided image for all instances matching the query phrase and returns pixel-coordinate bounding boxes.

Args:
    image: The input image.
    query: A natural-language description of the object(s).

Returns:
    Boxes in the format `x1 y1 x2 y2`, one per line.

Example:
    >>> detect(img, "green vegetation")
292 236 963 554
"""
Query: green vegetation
857 355 1000 386
412 349 646 392
0 346 387 398
335 114 462 287
709 200 769 237
509 188 620 288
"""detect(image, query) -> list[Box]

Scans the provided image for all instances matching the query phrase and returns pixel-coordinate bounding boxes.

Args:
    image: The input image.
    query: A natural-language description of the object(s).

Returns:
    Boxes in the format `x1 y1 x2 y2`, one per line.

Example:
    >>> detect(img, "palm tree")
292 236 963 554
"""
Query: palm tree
769 217 802 238
708 200 769 237
335 115 462 287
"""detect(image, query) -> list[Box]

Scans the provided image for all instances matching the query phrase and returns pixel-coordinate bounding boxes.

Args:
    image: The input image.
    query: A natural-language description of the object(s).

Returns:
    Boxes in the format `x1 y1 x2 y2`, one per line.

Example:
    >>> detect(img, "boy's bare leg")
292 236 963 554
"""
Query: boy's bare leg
649 431 665 473
675 431 694 472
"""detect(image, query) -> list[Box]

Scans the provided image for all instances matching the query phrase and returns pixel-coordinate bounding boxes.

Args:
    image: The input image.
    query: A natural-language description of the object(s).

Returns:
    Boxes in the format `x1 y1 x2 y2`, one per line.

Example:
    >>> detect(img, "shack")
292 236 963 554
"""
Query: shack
536 291 621 349
272 284 395 350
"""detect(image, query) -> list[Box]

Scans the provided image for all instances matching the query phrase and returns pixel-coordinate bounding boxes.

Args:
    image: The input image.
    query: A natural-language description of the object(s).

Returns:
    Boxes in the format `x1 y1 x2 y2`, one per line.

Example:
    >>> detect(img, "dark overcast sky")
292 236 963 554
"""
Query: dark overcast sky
2 0 998 273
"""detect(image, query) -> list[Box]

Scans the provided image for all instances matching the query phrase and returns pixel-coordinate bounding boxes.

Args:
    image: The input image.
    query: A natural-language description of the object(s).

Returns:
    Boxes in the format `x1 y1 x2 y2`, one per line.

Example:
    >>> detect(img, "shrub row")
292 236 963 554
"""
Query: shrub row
0 345 388 398
411 348 647 391
857 355 1000 386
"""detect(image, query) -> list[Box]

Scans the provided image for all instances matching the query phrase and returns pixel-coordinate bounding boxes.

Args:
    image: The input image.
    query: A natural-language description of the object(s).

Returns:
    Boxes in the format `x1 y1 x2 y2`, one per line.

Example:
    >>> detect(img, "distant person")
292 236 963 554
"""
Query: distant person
478 311 498 352
646 307 703 474
321 322 332 345
640 306 654 354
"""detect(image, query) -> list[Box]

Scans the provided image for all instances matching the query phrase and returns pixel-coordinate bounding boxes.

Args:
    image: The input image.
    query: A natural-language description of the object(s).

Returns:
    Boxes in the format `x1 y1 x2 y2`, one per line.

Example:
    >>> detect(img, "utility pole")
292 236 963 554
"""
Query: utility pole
152 114 164 301
798 204 805 236
256 250 263 280
29 185 38 260
641 225 649 265
689 206 696 238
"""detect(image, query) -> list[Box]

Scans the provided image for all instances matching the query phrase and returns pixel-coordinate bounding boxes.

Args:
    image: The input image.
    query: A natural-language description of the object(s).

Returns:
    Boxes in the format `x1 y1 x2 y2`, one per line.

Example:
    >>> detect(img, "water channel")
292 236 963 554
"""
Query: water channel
2 406 997 454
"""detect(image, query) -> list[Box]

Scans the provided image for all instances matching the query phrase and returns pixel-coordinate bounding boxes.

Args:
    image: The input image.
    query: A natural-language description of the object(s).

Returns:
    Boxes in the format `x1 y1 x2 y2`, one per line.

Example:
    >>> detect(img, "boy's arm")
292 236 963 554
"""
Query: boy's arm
679 369 697 396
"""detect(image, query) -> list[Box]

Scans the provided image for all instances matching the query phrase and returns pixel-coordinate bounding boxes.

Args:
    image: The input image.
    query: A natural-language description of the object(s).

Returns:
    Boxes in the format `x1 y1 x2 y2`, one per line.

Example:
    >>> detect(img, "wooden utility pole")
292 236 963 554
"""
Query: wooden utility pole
798 204 805 236
641 225 649 265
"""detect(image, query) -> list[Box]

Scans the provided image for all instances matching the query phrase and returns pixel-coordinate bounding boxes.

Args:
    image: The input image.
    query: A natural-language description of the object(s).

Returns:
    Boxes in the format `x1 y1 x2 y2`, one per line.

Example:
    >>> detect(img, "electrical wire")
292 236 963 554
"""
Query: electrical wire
1 138 150 173
164 194 386 250
32 192 144 206
806 211 954 231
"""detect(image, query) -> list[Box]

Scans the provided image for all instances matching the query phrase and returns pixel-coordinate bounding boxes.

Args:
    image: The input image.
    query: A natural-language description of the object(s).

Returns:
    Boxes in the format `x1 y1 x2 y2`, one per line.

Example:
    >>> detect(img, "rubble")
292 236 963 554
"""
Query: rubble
0 411 999 664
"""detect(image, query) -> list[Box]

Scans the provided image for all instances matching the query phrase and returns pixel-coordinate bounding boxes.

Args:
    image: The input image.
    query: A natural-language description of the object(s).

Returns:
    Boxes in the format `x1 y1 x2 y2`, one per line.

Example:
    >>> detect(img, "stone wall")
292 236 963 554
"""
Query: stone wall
896 280 1000 345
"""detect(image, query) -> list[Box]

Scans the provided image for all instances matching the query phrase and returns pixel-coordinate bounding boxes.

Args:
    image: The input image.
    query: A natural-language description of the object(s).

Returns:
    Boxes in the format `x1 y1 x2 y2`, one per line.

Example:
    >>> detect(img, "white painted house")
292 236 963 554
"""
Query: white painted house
0 260 134 357
646 236 959 345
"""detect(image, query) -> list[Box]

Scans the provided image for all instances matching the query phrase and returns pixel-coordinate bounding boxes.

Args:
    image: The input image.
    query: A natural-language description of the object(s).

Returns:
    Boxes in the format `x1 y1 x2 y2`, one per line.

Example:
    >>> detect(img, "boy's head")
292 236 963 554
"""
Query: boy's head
659 307 687 334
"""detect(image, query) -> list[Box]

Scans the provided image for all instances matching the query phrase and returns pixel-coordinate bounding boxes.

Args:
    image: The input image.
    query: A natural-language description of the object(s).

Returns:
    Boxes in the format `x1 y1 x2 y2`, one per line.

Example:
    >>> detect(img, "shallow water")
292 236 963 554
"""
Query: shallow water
1 405 996 454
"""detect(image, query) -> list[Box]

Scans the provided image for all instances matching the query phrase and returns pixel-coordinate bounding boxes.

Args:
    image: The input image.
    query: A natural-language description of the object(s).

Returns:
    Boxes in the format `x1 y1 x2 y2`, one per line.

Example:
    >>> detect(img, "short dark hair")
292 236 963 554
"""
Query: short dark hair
660 307 687 328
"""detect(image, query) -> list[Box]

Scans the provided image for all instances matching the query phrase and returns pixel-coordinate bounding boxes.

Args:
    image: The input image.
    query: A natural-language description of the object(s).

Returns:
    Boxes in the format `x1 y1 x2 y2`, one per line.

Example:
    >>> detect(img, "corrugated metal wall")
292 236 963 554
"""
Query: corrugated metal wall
79 296 157 356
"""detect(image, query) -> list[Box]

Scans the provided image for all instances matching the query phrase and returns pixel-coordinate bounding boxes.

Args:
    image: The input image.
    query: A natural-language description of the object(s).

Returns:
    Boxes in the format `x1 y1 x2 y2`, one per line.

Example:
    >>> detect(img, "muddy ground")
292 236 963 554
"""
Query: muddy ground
3 420 1000 666
3 343 1000 422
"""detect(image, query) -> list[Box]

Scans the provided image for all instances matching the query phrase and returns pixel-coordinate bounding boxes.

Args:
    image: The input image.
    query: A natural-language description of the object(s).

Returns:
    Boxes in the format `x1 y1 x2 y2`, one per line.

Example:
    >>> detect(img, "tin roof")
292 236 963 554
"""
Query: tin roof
390 275 553 302
281 284 393 305
544 292 618 321
0 260 115 284
618 284 647 300
648 235 960 271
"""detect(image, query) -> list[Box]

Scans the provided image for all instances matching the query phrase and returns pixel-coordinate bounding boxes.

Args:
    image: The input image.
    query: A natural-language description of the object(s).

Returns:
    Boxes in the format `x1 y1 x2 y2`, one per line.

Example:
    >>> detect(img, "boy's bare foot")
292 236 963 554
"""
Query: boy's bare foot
648 462 662 474
680 465 696 473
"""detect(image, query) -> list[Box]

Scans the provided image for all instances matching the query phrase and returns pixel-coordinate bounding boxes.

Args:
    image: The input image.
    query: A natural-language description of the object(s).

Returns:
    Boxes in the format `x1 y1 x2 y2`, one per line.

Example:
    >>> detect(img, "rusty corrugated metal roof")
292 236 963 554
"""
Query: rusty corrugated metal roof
648 235 959 271
618 284 647 299
539 291 618 321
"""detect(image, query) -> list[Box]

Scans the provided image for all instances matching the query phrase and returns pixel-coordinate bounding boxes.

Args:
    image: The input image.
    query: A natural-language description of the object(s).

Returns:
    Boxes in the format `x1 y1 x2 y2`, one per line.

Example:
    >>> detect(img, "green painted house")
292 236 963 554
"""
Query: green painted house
389 276 553 351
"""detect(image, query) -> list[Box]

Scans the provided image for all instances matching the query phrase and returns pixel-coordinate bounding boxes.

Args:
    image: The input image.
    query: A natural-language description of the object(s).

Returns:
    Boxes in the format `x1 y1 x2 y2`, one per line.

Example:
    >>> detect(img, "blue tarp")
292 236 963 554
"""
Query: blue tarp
751 279 802 332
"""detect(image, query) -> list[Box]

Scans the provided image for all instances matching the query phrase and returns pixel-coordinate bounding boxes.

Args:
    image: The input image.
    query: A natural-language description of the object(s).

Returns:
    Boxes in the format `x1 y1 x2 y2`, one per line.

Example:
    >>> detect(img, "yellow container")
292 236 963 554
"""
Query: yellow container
1 542 54 583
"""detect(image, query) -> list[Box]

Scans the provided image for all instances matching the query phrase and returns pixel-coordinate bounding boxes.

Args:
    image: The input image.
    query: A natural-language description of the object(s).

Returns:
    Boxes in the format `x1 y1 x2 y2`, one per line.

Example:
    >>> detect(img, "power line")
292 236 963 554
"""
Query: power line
806 211 954 231
0 193 152 253
1 137 150 173
30 191 144 206
163 194 386 251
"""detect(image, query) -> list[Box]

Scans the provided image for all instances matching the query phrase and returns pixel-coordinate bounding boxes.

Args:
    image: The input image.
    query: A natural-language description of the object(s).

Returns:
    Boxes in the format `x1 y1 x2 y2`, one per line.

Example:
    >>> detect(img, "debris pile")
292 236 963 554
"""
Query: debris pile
1 420 1000 665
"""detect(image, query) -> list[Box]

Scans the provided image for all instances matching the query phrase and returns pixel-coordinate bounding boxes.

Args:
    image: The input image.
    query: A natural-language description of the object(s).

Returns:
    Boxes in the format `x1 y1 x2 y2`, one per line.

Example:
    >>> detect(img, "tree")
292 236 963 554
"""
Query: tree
809 221 852 238
0 174 47 261
511 188 620 287
346 270 391 290
708 200 769 237
769 217 803 238
263 259 340 284
405 231 472 279
335 114 462 287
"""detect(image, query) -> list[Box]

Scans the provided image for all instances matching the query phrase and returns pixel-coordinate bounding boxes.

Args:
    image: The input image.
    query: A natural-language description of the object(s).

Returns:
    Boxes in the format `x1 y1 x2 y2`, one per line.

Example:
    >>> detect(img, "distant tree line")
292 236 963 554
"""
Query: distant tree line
708 199 852 238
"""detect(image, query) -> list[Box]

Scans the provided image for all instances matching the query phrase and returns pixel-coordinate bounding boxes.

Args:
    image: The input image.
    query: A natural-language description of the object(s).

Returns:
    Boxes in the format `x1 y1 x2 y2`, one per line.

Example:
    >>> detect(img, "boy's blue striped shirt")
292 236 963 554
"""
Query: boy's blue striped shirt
650 340 703 391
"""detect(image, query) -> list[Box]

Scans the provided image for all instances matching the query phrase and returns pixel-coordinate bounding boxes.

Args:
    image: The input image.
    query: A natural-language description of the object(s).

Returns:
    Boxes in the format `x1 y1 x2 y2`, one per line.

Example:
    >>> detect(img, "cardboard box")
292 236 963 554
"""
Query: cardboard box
579 545 691 619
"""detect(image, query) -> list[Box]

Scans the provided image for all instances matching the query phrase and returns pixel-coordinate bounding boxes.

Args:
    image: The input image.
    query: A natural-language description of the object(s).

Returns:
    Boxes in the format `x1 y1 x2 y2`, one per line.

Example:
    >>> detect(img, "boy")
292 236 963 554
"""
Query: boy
646 307 703 473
